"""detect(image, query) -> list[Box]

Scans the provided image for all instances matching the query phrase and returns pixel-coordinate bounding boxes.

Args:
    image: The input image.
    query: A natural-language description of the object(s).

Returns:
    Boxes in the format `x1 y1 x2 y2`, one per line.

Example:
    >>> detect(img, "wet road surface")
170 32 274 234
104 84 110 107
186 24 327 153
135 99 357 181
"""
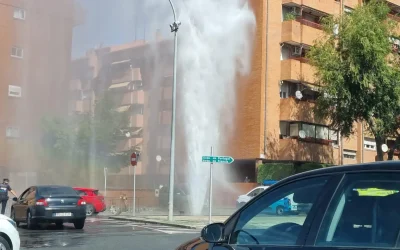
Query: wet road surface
18 217 199 250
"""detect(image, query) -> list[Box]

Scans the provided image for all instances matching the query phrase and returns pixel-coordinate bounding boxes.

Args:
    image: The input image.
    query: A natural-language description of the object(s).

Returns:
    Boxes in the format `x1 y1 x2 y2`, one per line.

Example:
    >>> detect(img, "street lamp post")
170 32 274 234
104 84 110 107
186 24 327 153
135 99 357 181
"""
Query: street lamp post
167 0 181 222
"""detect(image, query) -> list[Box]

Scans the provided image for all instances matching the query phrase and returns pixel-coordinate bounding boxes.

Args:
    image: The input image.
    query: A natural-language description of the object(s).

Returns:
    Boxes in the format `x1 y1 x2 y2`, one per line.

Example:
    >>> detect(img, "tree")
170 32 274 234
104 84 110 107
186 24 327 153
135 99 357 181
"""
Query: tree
307 0 400 161
41 92 131 182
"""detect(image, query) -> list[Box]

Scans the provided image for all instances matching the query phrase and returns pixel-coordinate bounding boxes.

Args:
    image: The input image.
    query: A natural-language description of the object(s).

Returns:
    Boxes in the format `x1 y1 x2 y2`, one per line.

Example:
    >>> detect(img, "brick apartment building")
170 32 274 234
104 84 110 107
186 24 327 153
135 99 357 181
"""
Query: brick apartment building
69 39 176 189
0 0 82 192
70 0 400 188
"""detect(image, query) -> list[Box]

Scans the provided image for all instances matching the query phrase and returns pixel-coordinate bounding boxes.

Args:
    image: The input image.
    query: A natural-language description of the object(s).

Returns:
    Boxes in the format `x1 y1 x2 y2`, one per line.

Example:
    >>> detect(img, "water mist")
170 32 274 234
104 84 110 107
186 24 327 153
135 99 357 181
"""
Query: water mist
176 0 256 215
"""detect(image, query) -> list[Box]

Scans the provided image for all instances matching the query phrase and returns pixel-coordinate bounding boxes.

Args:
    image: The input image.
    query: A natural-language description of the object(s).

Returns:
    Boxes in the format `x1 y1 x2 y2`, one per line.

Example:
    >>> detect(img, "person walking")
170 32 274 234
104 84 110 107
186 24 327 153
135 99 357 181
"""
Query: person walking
0 178 17 215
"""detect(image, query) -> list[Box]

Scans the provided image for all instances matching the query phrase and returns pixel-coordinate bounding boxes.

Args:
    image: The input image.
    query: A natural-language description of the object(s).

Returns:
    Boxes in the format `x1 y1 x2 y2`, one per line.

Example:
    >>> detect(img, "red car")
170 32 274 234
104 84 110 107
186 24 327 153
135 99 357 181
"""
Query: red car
73 187 106 216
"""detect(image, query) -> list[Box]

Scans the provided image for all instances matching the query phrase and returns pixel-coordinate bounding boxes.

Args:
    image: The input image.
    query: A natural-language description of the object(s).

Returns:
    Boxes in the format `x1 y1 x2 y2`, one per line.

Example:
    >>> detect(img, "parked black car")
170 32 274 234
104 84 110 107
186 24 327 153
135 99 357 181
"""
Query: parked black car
11 185 87 229
177 161 400 250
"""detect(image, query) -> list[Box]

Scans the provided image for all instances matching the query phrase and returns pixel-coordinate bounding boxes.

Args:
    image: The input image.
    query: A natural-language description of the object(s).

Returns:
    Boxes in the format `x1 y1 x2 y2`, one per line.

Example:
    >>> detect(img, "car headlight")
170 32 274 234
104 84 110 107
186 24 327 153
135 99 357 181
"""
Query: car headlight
6 218 17 229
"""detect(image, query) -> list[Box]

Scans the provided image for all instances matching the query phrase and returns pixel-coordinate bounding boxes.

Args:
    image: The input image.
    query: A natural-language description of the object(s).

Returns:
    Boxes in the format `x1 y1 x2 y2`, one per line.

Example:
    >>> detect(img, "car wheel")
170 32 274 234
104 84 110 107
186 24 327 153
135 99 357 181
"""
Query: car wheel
86 204 95 216
55 221 63 228
10 209 19 227
27 211 36 230
276 206 284 216
0 235 11 250
73 219 85 229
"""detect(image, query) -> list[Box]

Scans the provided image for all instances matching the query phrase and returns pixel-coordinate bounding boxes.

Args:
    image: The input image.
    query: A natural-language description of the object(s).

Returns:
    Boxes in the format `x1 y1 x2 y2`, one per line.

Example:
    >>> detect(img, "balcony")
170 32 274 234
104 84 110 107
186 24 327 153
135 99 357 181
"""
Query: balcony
129 114 144 128
280 97 323 124
281 59 316 83
282 0 340 15
116 138 143 152
119 91 144 106
279 138 334 163
282 20 324 46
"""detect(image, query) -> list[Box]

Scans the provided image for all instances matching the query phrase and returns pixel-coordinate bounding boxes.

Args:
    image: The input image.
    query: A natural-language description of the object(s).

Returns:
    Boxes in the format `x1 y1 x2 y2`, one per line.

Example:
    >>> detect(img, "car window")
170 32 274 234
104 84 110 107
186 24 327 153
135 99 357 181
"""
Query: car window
76 190 87 196
38 186 78 196
315 173 400 248
248 188 261 197
26 188 36 200
20 188 32 200
230 176 330 246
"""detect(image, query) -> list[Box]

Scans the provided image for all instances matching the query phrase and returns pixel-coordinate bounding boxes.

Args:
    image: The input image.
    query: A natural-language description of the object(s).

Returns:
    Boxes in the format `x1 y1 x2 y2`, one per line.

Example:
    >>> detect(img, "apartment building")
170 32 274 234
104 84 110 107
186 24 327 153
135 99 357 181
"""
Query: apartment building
229 0 400 177
69 39 176 188
0 0 80 191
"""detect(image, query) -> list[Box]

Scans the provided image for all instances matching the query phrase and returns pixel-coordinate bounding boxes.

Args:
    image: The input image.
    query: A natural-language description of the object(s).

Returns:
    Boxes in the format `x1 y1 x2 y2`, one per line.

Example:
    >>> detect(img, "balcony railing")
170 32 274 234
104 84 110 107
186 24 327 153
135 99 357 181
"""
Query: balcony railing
295 17 323 30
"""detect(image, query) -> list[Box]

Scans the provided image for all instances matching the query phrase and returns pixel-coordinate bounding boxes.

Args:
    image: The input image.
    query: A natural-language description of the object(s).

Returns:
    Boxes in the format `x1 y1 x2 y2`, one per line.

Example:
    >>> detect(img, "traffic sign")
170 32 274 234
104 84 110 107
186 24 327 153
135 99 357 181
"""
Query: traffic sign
202 156 234 164
131 152 137 166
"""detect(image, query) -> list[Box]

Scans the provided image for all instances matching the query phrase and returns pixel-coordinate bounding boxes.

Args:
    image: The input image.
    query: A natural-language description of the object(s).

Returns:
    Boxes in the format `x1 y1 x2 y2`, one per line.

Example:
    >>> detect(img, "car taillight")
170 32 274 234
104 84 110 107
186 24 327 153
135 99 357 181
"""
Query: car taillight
36 198 48 206
78 199 86 206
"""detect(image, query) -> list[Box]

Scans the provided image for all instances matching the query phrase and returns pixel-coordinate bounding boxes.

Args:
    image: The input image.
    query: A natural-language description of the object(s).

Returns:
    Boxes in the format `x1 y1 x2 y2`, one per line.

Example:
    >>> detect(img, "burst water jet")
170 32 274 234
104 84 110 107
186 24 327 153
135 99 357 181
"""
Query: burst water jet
176 0 256 215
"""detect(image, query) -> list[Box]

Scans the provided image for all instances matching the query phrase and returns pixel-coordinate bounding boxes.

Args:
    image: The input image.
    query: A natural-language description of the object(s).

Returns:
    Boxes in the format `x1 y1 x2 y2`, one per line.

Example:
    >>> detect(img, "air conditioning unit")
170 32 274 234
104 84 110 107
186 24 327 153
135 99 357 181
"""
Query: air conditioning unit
292 46 302 56
291 6 301 16
8 85 22 97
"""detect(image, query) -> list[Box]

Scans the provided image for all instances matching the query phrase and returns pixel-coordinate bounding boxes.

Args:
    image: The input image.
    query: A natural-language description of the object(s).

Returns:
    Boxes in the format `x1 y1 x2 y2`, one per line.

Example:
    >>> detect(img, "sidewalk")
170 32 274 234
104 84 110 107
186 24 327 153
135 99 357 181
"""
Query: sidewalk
108 214 230 229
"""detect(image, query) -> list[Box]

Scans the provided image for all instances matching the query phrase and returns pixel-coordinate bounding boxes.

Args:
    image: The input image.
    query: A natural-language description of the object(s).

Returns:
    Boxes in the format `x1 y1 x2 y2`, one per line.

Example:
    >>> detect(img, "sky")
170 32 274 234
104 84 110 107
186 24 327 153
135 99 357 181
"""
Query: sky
71 0 172 59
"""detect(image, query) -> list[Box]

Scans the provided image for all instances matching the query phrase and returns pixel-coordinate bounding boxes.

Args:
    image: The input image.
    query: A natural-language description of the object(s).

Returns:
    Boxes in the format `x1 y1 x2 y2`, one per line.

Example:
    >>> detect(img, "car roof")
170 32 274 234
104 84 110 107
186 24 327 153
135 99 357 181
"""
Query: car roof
35 185 73 188
282 161 400 183
73 187 97 191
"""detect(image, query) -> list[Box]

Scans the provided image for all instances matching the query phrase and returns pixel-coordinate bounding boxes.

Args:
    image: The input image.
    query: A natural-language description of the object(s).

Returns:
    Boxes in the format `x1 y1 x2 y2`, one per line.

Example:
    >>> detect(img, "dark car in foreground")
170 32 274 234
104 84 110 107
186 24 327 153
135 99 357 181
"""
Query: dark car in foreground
11 185 87 229
177 161 400 250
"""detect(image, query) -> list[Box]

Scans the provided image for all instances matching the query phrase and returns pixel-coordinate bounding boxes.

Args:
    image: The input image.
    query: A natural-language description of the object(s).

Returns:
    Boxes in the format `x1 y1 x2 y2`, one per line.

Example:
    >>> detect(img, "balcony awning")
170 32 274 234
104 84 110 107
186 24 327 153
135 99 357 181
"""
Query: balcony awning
115 105 131 112
109 81 130 89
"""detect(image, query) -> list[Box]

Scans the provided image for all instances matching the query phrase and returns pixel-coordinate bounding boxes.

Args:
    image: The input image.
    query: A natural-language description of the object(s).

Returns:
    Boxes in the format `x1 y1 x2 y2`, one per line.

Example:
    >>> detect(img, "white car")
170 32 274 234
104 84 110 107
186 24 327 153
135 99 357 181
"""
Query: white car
236 186 299 212
0 214 20 250
236 186 269 208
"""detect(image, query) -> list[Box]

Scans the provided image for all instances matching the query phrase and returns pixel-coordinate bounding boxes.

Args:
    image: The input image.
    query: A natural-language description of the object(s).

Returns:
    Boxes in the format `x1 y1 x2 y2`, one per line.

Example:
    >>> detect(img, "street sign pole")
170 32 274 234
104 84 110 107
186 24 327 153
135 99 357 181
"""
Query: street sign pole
209 146 213 224
131 152 138 217
104 168 107 197
201 152 234 225
133 165 136 217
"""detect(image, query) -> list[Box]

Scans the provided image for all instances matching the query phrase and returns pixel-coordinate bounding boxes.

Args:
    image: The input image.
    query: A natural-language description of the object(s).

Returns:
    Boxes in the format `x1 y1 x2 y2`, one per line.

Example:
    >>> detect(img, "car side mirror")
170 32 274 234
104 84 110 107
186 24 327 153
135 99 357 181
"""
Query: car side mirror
201 223 225 243
12 197 17 202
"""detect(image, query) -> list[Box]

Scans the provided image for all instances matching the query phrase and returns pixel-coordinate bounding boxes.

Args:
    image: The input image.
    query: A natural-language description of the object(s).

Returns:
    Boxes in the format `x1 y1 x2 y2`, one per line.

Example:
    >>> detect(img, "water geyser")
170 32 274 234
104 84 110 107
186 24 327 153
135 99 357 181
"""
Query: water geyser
177 0 256 215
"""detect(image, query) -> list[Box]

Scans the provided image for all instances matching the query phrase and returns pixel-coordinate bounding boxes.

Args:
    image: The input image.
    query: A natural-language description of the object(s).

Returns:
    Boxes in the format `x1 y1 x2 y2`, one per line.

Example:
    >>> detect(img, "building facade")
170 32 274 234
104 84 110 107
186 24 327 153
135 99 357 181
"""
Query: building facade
70 0 400 188
0 0 80 192
228 0 400 174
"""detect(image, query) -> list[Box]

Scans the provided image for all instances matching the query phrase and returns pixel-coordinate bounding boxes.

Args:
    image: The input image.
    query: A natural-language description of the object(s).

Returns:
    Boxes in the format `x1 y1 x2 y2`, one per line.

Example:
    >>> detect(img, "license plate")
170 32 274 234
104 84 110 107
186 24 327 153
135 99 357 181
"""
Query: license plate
291 205 297 211
54 212 72 217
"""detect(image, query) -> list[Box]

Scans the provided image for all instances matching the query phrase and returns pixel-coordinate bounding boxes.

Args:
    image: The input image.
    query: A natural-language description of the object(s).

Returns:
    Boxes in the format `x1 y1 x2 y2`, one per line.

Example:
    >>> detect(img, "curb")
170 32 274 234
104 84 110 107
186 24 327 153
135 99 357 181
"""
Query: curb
108 216 199 229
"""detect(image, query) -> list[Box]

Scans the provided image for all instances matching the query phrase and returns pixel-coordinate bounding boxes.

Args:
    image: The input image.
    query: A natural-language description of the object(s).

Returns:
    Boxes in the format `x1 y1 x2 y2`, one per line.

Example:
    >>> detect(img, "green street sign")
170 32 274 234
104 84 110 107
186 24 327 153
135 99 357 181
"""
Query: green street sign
202 156 234 164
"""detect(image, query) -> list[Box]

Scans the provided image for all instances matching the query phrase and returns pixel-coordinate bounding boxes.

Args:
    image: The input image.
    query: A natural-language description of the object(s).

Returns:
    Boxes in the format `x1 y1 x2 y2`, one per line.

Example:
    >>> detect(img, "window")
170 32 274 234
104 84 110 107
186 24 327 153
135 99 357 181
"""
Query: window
76 190 87 196
364 138 376 151
329 129 339 145
248 188 264 197
343 149 356 159
230 176 330 245
316 173 400 248
11 47 23 58
13 8 25 20
6 127 19 138
8 85 21 97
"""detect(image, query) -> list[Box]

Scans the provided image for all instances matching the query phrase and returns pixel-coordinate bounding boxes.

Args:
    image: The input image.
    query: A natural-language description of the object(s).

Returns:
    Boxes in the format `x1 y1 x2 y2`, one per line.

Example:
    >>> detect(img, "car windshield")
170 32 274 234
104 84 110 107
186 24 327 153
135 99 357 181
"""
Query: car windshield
38 186 78 196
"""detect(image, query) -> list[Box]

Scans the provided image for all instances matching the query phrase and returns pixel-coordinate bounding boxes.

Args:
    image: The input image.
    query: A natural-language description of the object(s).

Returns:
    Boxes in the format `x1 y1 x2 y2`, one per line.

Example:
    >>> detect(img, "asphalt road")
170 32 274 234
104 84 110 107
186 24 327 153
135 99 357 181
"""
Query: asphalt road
18 217 199 250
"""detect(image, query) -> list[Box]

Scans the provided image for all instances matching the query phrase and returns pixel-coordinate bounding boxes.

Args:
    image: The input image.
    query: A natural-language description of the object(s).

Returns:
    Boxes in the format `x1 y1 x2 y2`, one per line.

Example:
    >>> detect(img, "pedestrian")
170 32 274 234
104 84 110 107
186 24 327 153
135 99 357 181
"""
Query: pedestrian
0 178 17 215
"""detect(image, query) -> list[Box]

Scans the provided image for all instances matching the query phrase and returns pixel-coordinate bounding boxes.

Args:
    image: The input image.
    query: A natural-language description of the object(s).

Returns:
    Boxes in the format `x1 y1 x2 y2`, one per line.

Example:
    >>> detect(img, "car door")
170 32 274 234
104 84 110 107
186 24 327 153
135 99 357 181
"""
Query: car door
204 173 342 250
14 187 31 220
303 172 400 250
